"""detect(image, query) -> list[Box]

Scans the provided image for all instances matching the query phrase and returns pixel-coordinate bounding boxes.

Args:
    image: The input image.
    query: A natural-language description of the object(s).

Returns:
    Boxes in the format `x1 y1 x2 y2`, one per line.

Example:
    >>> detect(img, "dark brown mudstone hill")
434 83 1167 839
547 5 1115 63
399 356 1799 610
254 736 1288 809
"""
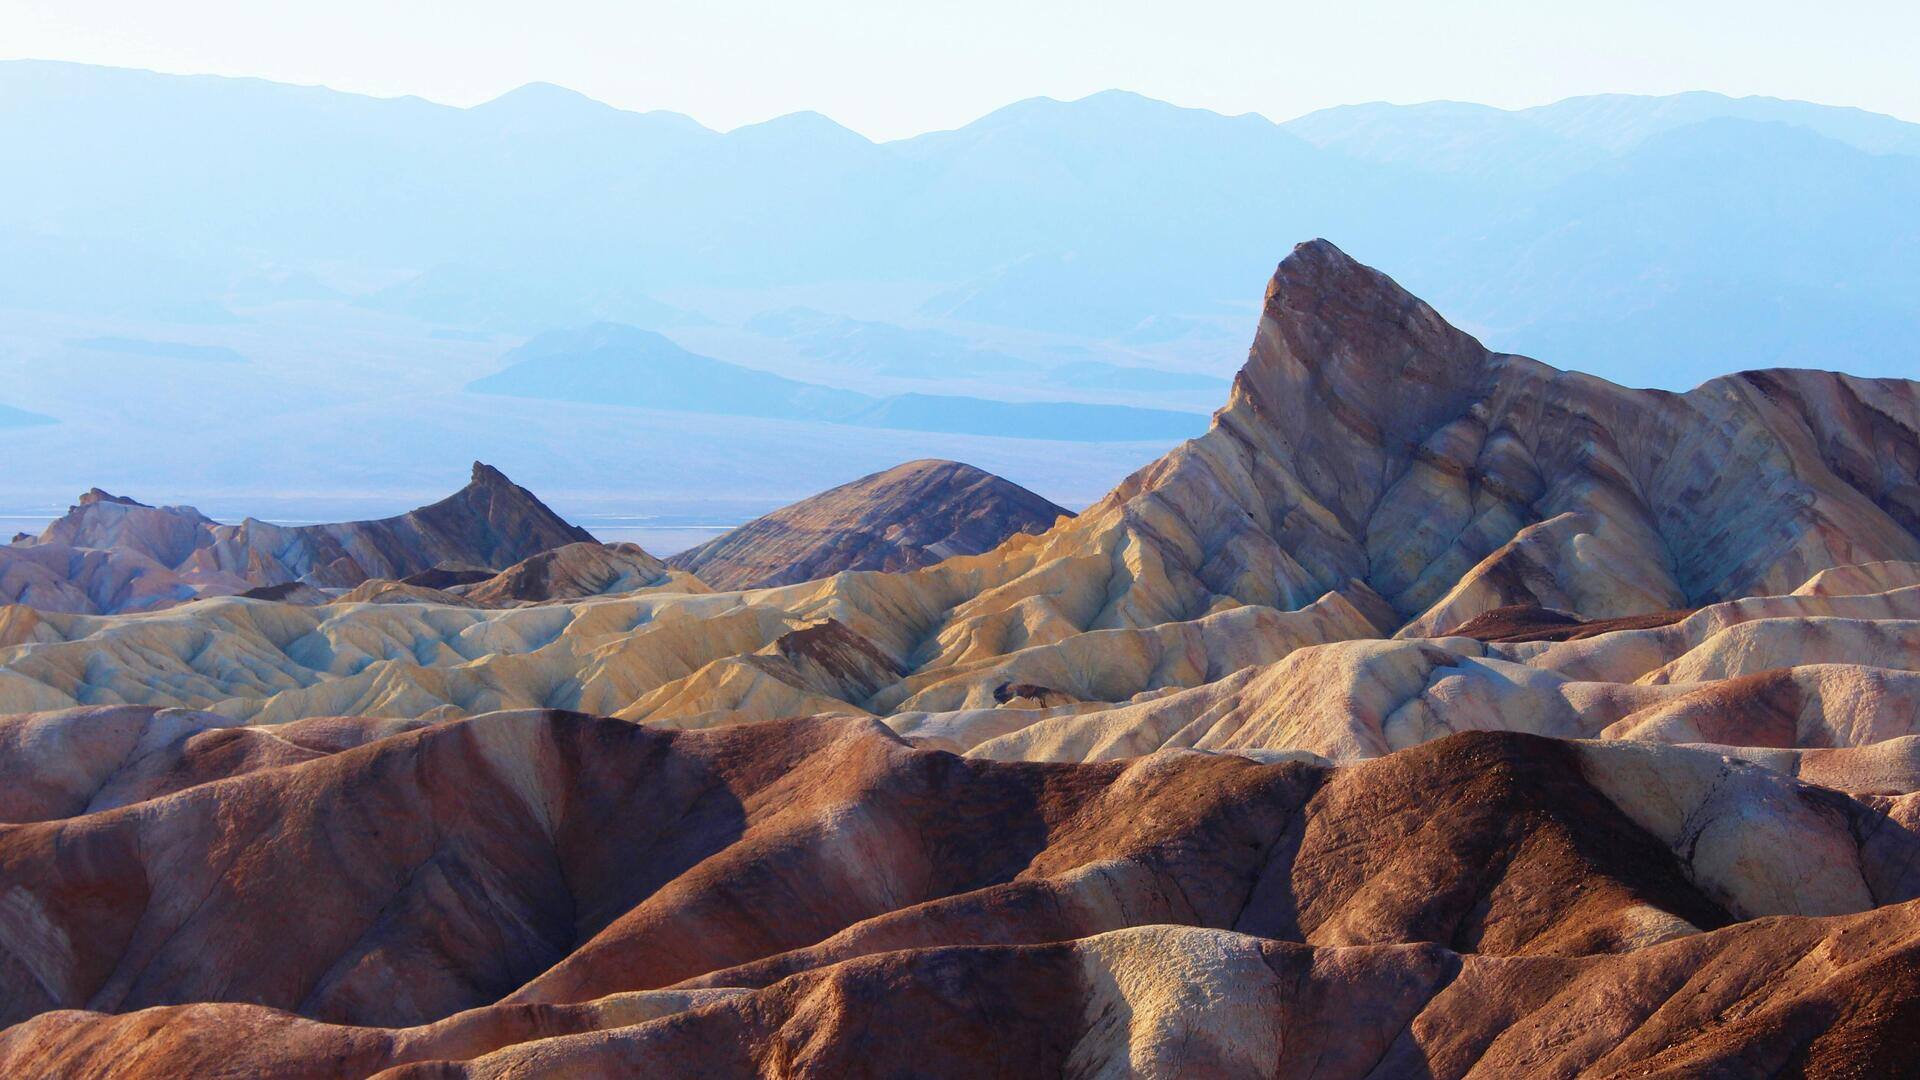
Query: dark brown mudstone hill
0 711 1914 1077
668 459 1069 589
1441 603 1699 643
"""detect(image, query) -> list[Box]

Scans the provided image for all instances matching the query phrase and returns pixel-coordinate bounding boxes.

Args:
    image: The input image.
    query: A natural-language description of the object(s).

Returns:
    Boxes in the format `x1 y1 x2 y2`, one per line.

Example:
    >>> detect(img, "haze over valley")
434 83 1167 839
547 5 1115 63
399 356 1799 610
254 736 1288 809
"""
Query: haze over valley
2 60 1916 527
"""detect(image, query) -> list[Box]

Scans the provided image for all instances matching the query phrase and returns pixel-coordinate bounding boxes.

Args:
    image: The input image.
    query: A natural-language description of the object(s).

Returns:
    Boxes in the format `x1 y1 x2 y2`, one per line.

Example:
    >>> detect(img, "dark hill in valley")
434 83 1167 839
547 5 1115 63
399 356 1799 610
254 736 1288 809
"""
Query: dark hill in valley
668 459 1070 588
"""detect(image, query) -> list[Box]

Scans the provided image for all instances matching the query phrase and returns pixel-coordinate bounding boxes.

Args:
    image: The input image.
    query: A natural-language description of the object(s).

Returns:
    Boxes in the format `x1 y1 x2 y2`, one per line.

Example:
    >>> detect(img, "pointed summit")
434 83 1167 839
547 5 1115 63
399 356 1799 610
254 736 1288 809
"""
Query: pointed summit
474 81 613 118
469 461 511 487
172 464 595 590
409 463 596 570
77 488 147 508
1229 238 1498 451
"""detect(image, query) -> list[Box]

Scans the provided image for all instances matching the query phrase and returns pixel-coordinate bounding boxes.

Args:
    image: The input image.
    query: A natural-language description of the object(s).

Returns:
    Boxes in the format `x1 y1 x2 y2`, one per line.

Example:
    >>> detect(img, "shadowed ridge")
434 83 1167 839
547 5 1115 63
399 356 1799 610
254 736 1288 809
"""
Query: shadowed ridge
0 464 600 609
178 462 598 589
404 460 598 568
668 459 1070 589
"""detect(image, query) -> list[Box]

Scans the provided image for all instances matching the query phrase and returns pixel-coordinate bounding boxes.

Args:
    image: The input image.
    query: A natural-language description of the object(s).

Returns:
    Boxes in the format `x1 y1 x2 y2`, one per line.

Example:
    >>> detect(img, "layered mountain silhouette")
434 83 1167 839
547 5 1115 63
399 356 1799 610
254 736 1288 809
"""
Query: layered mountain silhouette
469 324 869 421
4 61 1917 388
744 307 1039 378
469 323 1208 441
4 241 1920 1074
668 459 1070 589
0 403 55 429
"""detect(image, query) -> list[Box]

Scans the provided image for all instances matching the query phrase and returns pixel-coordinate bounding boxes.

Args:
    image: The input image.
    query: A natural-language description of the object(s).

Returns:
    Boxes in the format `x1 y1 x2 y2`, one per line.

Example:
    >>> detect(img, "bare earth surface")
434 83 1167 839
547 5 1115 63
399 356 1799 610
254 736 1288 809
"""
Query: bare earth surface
666 458 1071 590
2 241 1920 1076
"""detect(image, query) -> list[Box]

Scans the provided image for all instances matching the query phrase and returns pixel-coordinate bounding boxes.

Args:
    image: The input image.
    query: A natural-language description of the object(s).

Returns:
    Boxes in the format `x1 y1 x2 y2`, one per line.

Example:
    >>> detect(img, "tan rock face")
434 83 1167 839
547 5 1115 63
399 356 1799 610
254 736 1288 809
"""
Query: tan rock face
666 458 1071 589
4 241 1920 1073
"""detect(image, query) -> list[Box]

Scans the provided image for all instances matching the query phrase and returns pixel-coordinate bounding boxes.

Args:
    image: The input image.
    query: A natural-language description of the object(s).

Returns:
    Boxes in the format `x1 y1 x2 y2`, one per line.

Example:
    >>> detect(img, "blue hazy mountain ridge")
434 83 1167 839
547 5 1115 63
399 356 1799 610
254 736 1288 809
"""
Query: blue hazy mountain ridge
744 307 1226 392
467 324 1209 442
1518 91 1920 157
1411 118 1920 373
0 404 56 429
745 308 1038 377
362 264 708 333
1041 360 1228 393
69 337 248 364
1277 91 1920 180
2 60 1917 390
468 324 869 421
837 393 1206 441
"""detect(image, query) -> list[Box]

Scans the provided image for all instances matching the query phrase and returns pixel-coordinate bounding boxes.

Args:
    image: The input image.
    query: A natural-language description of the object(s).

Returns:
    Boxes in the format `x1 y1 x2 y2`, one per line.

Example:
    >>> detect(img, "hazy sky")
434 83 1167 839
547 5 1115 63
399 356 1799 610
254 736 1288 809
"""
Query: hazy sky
5 0 1918 139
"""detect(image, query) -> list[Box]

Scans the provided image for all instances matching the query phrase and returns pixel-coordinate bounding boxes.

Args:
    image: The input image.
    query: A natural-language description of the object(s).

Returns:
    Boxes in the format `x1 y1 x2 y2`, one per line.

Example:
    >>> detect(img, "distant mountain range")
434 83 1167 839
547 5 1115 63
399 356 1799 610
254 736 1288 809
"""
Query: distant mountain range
1 61 1915 389
0 404 54 430
69 337 248 364
744 308 1039 378
469 324 1210 442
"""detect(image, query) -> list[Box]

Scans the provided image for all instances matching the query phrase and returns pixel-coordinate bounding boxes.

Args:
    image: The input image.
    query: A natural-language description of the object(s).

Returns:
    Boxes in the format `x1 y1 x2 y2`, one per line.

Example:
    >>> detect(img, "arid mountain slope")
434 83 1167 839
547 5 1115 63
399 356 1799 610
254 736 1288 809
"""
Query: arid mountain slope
0 540 235 616
457 541 689 604
35 489 219 566
666 459 1069 589
0 711 1917 1077
1039 238 1920 633
180 461 597 588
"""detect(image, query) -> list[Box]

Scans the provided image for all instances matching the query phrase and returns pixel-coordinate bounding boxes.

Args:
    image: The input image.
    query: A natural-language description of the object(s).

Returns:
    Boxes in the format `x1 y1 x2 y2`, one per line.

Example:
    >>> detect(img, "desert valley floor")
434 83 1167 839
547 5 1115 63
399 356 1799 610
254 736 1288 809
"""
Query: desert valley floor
3 241 1920 1077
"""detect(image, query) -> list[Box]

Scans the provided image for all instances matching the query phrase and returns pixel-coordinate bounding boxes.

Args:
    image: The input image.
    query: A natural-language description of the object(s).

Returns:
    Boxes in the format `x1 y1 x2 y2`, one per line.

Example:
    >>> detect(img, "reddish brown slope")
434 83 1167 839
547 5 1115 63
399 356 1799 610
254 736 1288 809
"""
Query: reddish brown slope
0 711 1916 1075
180 461 597 587
2 713 1907 1032
1 903 1916 1079
667 459 1069 589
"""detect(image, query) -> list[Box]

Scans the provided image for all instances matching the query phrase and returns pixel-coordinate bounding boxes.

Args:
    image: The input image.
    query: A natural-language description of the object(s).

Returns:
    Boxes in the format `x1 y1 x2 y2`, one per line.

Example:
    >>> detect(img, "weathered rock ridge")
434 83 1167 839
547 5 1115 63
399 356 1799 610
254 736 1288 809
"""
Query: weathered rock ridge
0 463 598 611
667 458 1070 589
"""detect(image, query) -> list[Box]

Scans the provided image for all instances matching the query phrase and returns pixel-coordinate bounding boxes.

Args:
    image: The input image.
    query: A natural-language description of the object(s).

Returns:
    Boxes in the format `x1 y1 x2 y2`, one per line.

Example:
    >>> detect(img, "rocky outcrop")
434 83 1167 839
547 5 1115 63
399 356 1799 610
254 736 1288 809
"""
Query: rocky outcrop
666 459 1069 589
320 542 700 610
460 541 691 605
0 464 596 611
1440 603 1698 643
32 489 218 567
179 462 595 588
1068 239 1919 631
0 542 226 615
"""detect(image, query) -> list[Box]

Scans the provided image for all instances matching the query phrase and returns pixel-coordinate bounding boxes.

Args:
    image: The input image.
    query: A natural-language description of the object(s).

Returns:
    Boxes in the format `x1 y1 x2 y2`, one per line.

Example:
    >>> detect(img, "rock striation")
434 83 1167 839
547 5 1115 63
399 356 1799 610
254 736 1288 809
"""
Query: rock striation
0 712 1918 1076
4 241 1920 1074
179 461 597 588
458 541 696 605
666 459 1070 589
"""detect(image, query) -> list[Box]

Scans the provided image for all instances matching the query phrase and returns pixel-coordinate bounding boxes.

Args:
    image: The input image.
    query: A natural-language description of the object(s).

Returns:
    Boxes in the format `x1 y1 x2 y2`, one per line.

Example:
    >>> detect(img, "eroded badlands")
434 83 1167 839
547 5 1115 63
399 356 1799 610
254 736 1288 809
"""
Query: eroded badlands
3 241 1920 1077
